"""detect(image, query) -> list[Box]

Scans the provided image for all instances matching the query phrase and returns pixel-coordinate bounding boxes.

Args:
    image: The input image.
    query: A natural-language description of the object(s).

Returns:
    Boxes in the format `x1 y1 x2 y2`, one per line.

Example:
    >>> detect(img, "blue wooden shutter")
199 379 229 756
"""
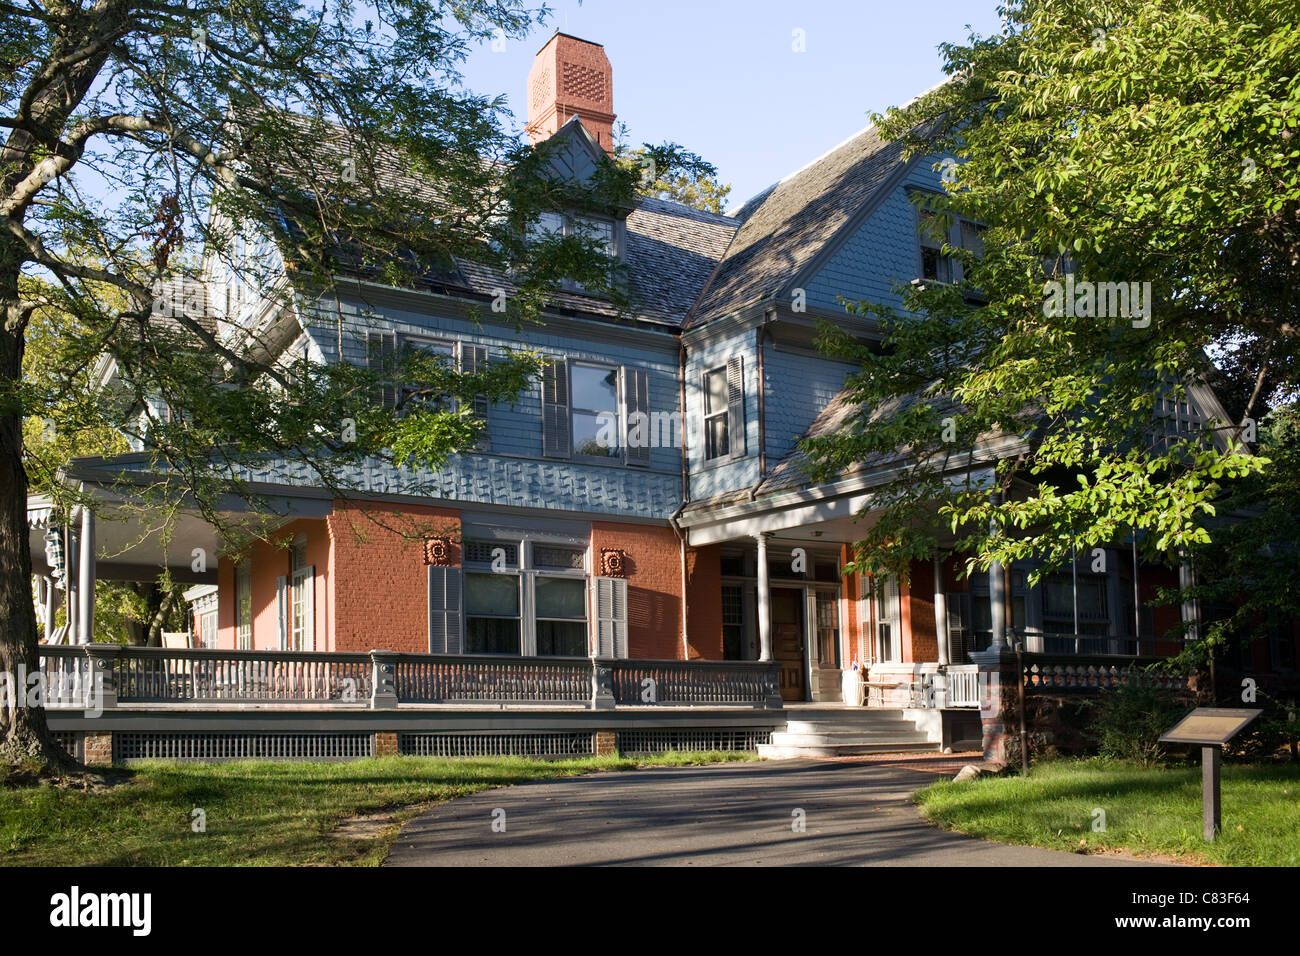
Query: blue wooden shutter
428 566 462 655
622 366 650 467
367 330 398 409
595 577 628 659
541 358 571 459
459 343 490 451
726 355 745 458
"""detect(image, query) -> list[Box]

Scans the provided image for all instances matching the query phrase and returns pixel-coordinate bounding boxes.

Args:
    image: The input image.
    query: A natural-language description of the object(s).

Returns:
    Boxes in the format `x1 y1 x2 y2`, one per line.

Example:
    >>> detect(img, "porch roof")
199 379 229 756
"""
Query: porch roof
27 455 336 584
678 385 1027 547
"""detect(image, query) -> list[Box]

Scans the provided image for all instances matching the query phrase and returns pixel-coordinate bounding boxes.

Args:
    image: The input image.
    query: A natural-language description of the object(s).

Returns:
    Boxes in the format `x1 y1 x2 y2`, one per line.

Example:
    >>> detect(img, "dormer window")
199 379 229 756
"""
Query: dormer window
525 210 622 294
917 205 985 287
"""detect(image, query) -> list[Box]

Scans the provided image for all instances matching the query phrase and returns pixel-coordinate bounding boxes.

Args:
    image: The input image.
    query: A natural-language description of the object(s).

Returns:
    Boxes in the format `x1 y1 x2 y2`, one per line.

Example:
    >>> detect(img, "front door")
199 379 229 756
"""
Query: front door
772 587 806 702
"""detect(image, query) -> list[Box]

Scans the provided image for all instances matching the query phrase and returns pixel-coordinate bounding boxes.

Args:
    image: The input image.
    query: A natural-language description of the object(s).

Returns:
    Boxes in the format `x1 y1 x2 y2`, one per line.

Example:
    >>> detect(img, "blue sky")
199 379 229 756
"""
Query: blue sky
458 0 1005 212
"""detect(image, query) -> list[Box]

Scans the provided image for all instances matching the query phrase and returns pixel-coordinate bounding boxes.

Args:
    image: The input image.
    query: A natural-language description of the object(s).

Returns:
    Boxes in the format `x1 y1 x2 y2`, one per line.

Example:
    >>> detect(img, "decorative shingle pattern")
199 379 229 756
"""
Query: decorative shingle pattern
685 126 907 328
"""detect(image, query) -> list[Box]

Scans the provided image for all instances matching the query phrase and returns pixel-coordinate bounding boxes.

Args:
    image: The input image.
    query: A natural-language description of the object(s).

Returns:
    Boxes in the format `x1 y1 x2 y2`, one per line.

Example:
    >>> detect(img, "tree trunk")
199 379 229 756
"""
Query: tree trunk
0 310 63 767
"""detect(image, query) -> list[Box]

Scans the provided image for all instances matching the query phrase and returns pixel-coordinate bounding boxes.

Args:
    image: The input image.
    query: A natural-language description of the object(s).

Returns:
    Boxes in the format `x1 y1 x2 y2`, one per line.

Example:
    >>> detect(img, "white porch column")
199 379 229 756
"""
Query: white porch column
931 556 949 709
64 523 77 643
756 533 772 662
988 493 1009 649
933 557 949 667
77 506 96 644
1179 555 1200 642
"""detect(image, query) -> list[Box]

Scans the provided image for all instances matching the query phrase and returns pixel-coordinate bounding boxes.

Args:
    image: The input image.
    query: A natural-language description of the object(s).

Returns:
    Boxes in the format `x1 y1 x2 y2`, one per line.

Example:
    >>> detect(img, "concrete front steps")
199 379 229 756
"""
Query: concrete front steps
757 707 939 759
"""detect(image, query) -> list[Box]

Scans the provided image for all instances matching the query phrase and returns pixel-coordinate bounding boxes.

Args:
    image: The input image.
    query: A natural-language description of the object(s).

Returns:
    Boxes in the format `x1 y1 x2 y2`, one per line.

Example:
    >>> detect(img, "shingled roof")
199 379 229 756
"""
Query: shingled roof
259 111 737 328
684 124 910 329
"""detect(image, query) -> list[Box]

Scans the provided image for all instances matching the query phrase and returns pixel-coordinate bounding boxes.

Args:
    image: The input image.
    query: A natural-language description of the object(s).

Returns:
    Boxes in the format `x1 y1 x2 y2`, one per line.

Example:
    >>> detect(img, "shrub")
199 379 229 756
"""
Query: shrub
1084 672 1192 766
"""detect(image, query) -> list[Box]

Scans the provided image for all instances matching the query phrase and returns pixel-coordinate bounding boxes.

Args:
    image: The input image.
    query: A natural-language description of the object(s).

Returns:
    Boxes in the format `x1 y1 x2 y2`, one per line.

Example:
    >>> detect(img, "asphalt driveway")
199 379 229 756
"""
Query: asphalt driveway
385 758 1155 866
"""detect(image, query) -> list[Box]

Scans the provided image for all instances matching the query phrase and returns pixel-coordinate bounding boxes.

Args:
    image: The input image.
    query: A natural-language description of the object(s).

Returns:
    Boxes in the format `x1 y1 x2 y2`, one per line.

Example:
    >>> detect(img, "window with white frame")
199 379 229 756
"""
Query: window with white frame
570 362 621 458
458 539 590 657
703 365 730 460
279 534 314 652
526 212 619 293
397 335 456 414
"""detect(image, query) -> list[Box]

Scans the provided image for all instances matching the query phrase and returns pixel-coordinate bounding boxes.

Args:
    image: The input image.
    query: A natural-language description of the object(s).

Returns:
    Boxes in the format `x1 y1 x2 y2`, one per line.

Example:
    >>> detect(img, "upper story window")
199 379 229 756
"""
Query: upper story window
915 201 985 286
398 335 456 413
365 331 492 451
701 357 745 463
571 362 620 459
541 357 650 467
526 211 620 294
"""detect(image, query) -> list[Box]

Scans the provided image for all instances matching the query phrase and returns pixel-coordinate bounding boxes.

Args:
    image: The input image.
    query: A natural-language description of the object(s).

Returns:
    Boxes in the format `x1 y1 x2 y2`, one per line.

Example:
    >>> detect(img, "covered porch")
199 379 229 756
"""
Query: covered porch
678 463 1195 712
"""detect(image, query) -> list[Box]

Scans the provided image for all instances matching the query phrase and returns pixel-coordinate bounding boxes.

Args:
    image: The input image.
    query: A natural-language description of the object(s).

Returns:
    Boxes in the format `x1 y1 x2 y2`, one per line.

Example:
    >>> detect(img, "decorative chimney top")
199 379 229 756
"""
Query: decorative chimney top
526 32 615 155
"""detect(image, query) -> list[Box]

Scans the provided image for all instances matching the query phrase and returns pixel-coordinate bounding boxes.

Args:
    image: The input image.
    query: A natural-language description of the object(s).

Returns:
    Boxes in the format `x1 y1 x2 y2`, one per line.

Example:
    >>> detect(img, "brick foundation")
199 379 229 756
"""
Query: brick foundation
594 730 617 756
373 731 399 757
83 732 113 766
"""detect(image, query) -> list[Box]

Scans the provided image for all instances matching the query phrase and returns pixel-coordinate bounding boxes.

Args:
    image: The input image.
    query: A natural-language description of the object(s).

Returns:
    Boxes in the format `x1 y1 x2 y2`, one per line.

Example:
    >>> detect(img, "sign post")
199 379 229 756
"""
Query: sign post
1159 707 1262 841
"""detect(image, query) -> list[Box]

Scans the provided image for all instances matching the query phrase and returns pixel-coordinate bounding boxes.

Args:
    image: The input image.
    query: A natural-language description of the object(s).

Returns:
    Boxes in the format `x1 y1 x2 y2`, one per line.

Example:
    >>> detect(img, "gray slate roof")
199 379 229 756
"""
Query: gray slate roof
263 112 737 328
685 125 908 329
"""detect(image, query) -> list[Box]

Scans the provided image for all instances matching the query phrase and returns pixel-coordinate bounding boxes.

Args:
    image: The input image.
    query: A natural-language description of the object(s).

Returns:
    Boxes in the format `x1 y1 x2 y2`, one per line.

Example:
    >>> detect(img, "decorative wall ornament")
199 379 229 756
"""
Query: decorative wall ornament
424 537 454 567
600 548 627 577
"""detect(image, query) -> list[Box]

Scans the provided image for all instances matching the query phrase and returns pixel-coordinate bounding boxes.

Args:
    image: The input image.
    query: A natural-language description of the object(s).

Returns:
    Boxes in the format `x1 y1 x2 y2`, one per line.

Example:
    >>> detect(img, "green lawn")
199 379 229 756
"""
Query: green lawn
0 751 752 866
916 758 1300 866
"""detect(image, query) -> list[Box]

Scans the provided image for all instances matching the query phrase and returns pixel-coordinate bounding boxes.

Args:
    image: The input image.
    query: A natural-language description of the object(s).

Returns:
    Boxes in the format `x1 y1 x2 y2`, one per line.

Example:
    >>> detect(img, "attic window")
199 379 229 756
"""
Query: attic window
526 211 621 294
917 207 985 285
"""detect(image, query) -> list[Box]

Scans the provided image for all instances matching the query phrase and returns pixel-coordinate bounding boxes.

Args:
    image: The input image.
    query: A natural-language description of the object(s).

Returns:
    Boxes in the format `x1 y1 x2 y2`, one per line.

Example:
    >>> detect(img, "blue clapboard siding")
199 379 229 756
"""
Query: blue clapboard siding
761 342 855 464
684 327 760 501
295 291 684 520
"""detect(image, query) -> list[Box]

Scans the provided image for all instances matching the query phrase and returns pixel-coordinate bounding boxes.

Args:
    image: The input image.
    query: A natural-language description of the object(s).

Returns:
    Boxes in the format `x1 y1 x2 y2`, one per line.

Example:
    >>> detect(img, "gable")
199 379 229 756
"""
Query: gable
684 125 910 329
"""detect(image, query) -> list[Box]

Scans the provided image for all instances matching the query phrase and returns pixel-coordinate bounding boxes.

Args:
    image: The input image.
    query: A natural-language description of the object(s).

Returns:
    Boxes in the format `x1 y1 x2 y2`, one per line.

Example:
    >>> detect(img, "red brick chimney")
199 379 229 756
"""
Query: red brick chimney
526 33 615 155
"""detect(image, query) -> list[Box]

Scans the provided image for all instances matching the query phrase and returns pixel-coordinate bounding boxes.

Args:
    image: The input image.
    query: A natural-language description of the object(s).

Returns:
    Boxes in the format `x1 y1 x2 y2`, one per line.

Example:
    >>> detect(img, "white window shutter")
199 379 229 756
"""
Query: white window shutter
726 355 745 458
428 566 463 655
622 366 650 467
300 566 315 652
541 358 571 459
276 575 288 651
595 576 628 659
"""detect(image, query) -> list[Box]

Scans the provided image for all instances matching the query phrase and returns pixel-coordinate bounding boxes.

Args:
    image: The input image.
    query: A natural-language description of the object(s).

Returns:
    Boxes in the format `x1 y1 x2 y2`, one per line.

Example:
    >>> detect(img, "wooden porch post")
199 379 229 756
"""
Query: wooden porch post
756 533 772 662
77 506 96 644
933 557 949 667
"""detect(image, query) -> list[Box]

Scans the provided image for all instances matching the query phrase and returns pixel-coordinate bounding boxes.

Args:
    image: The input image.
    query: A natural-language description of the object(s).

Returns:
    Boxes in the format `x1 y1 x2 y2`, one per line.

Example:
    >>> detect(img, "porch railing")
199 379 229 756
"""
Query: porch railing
394 655 590 704
945 665 981 708
1022 654 1188 693
611 659 780 706
34 645 782 710
113 647 374 702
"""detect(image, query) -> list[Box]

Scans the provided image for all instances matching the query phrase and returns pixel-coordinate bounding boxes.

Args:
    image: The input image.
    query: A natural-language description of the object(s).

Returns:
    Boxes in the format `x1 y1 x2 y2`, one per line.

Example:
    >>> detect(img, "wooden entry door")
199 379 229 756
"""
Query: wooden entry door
772 588 806 702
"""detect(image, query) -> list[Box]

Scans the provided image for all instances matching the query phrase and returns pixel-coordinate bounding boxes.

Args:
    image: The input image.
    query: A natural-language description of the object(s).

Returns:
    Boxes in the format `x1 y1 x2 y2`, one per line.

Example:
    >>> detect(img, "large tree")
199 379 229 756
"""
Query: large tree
805 0 1299 639
0 0 703 771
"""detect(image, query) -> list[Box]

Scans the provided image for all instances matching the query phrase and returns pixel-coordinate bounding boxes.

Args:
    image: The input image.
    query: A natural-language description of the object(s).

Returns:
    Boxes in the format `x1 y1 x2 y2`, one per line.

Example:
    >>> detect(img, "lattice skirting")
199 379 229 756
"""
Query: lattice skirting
398 732 595 758
615 728 772 755
50 731 82 762
115 732 374 762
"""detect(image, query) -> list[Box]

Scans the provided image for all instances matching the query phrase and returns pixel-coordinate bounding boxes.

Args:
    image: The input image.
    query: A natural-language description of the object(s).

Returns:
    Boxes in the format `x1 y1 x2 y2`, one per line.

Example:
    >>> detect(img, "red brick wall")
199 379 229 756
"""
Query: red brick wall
685 544 722 659
327 500 460 654
216 556 235 649
591 521 682 660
